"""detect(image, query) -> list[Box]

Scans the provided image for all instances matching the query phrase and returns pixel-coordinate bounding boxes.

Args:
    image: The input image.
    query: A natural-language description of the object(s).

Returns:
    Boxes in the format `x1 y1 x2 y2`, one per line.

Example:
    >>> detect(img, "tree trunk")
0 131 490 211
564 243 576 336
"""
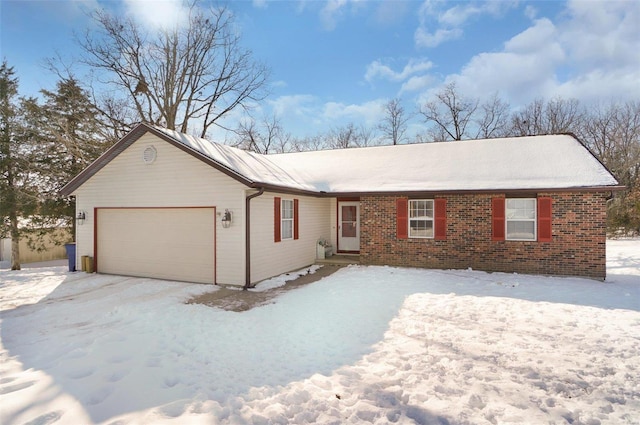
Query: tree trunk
9 214 20 270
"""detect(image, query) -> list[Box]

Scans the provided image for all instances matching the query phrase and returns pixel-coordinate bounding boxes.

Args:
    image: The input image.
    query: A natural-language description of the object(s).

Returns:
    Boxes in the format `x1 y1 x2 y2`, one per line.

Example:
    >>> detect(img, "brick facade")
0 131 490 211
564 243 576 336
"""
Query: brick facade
359 192 608 280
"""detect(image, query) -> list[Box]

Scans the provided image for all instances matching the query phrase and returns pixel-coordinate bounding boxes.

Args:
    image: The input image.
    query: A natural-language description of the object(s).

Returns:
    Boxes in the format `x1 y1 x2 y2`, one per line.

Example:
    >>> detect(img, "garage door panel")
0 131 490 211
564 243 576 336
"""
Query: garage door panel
97 208 215 284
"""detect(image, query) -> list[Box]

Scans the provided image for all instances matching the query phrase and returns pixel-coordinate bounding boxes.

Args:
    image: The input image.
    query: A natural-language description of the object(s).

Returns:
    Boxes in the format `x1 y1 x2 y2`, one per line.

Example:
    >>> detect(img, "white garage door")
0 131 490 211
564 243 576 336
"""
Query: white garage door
96 208 215 284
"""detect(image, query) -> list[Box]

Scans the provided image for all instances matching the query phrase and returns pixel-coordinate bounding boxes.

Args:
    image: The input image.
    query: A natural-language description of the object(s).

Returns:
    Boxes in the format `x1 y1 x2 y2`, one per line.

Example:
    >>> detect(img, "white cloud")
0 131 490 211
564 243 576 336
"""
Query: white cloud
318 0 369 31
458 0 516 22
260 96 390 137
400 75 435 94
322 99 387 125
414 27 462 48
365 59 434 83
560 0 640 71
252 0 268 9
418 1 640 108
433 18 566 104
451 49 564 106
504 18 558 54
373 0 410 26
438 3 484 27
524 5 538 20
319 0 348 31
123 0 189 30
268 94 318 118
415 0 517 48
554 69 640 104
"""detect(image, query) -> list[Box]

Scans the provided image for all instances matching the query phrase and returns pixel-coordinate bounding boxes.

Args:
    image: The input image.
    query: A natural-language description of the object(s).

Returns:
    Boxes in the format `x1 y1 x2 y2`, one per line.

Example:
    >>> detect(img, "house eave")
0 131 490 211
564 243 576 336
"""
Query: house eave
257 185 626 199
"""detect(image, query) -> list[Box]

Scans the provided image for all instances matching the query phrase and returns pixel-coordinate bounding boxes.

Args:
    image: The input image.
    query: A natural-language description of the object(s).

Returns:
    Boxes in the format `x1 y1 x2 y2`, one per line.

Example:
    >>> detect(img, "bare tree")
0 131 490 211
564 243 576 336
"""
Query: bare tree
547 97 583 133
233 114 292 154
626 174 640 234
475 93 511 139
580 103 619 165
234 119 264 154
327 123 359 149
292 134 326 152
511 97 583 136
92 91 139 143
614 102 640 190
357 125 379 147
419 82 478 141
78 2 269 138
581 101 640 188
379 98 410 145
325 123 378 149
580 101 640 233
511 98 544 136
413 131 432 144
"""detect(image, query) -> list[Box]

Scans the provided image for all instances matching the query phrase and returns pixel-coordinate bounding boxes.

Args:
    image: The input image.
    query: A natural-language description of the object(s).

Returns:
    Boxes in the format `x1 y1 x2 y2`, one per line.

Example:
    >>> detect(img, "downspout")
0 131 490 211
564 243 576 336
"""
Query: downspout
244 187 265 290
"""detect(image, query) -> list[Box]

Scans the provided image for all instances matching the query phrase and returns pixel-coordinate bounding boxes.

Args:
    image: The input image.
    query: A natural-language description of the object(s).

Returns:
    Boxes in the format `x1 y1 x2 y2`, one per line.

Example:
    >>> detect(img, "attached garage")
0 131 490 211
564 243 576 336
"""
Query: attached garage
96 208 216 284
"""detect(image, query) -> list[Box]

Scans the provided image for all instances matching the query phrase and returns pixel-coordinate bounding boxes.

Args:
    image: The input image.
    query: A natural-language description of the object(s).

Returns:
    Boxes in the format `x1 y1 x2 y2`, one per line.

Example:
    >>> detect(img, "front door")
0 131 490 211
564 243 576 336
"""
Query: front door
338 202 360 252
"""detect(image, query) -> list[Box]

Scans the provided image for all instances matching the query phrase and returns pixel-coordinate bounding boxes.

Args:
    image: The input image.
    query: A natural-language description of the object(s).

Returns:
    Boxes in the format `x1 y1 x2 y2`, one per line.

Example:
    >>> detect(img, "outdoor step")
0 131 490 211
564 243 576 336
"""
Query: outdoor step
316 255 360 265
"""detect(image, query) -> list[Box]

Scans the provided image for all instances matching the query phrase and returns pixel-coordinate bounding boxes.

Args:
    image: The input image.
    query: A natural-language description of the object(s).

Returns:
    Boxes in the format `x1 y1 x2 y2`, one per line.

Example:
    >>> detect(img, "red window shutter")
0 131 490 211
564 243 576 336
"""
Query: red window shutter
434 198 447 240
537 197 552 242
492 198 505 241
274 197 281 243
396 198 408 239
293 199 299 240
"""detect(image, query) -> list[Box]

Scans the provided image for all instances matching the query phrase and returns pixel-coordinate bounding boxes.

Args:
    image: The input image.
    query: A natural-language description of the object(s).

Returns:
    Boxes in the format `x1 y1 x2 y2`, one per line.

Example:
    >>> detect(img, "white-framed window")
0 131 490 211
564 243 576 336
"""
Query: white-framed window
281 199 294 240
506 198 536 241
409 199 434 238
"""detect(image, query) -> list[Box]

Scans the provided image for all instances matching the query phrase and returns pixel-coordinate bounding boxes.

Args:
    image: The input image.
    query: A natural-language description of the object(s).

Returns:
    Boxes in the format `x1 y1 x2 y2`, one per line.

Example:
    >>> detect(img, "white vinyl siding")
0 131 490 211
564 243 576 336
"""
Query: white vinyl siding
250 193 331 285
409 199 434 238
73 134 247 285
506 198 537 241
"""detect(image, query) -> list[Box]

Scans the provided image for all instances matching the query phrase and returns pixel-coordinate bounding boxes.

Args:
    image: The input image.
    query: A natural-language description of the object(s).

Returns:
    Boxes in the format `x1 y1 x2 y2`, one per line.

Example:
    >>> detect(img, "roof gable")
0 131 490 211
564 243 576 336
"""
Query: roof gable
61 123 621 197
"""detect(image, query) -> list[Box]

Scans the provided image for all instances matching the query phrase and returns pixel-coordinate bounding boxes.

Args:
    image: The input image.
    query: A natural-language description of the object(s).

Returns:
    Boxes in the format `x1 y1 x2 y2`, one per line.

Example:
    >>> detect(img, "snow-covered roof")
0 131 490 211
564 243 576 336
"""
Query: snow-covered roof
155 126 620 194
153 127 313 191
60 123 620 196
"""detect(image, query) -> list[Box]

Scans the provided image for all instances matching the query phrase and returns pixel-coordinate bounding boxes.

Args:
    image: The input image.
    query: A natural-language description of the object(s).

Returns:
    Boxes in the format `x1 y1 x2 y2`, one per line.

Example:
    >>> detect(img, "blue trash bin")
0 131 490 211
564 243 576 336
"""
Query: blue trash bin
64 243 76 272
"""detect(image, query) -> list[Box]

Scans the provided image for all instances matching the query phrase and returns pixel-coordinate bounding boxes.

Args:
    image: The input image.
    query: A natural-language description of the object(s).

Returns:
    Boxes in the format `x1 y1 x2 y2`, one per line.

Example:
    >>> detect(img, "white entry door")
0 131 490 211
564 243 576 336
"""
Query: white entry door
338 202 360 252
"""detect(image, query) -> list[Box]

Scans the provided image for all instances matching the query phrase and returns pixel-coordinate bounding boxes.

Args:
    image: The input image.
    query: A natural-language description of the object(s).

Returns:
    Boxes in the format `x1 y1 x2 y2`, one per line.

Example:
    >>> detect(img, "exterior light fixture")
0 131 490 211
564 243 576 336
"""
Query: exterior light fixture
76 210 86 225
221 209 232 228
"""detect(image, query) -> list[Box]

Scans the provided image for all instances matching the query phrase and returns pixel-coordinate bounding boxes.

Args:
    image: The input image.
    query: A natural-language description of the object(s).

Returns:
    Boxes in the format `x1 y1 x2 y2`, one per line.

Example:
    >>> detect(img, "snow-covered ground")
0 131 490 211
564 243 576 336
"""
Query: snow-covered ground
1 240 638 425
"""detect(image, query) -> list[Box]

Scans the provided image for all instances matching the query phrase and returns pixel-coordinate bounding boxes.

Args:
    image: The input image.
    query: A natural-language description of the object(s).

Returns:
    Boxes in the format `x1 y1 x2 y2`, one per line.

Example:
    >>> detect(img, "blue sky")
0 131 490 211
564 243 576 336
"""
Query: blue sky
1 0 639 141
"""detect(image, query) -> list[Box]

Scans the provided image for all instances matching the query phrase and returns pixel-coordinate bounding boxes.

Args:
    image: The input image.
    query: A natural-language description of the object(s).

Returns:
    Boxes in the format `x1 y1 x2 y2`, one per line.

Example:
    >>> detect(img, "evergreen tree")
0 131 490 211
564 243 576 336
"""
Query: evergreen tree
0 61 39 270
1 64 107 269
36 77 106 241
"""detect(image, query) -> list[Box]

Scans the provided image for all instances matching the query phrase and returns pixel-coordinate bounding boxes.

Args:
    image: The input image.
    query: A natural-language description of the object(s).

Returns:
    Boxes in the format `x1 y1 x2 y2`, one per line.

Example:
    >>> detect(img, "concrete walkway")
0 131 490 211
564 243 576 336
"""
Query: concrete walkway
187 264 345 312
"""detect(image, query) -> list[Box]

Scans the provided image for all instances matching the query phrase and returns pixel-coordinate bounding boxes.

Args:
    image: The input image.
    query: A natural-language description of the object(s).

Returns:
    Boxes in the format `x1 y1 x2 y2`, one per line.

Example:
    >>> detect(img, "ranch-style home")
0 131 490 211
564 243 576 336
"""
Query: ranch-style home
60 123 622 286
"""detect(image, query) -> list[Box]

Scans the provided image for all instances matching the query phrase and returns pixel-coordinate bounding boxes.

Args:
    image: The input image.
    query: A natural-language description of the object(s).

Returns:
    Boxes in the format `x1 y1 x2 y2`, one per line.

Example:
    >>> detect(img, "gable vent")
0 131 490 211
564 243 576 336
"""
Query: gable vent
143 146 157 164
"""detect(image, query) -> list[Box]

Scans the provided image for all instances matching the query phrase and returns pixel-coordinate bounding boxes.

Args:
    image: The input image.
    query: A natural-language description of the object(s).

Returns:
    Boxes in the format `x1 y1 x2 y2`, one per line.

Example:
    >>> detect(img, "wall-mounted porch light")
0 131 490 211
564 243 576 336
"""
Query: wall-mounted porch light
221 209 232 228
76 210 86 226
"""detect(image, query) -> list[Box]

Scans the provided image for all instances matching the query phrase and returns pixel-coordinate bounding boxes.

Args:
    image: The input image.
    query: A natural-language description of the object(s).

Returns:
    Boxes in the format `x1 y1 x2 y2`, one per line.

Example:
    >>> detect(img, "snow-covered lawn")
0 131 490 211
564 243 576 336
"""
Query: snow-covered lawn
1 240 639 425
